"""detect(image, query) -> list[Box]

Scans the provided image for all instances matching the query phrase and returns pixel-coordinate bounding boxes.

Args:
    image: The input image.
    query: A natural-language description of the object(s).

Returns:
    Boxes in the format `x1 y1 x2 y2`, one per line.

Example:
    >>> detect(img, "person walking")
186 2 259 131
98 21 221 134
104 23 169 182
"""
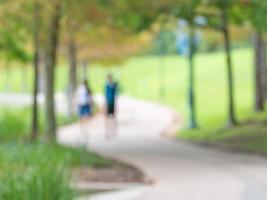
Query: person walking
105 73 118 139
76 80 93 147
77 80 93 122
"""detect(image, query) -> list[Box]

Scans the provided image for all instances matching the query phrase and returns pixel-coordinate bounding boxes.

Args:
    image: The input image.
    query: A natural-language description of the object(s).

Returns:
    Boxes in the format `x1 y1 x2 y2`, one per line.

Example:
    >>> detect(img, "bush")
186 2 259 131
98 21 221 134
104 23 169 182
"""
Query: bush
0 164 74 200
0 143 111 199
0 106 78 142
0 108 29 141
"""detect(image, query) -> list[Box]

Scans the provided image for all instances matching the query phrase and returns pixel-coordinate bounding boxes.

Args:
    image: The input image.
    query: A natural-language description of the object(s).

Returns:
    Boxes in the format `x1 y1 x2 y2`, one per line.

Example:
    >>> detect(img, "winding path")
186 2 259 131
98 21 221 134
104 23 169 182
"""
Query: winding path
58 96 267 200
1 93 267 199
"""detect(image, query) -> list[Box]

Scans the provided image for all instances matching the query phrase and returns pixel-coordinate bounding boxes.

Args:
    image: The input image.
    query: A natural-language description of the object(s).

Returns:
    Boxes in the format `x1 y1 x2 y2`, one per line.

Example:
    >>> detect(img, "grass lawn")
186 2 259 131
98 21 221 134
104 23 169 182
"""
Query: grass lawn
2 47 267 154
0 142 111 200
0 48 255 129
179 117 267 155
0 106 78 141
0 107 110 199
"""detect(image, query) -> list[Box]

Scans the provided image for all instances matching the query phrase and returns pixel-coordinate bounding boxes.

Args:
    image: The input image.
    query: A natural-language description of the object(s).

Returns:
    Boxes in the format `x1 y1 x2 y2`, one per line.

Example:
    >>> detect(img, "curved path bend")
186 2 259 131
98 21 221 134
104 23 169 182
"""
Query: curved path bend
57 96 267 200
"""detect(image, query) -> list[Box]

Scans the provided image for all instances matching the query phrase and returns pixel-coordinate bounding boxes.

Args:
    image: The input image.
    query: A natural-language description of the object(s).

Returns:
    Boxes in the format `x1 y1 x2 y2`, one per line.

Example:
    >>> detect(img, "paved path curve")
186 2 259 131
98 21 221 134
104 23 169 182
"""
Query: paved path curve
59 96 267 200
1 93 267 199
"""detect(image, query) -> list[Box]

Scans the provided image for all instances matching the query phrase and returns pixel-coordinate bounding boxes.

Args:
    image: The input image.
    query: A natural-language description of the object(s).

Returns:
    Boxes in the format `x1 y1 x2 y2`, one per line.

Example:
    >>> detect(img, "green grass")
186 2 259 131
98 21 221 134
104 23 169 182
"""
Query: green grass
0 143 111 200
0 48 255 129
0 106 78 141
2 47 267 154
1 47 267 197
0 108 109 199
0 143 111 171
90 48 255 130
178 117 267 154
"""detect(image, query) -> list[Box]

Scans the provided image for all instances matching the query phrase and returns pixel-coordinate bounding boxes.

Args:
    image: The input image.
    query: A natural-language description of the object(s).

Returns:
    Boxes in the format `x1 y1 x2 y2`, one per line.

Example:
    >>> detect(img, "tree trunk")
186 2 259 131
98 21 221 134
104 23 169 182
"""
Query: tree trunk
158 32 165 102
38 49 46 94
188 24 197 129
262 42 267 101
253 32 265 111
44 2 61 142
67 35 77 116
31 0 40 141
82 60 88 81
222 10 237 126
5 63 11 91
21 66 28 92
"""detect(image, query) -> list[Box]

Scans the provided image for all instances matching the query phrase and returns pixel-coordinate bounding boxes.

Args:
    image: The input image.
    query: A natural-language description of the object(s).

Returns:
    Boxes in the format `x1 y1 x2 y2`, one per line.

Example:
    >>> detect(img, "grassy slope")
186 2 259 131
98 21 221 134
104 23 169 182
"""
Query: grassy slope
90 48 267 154
0 48 254 130
2 47 267 154
0 107 109 199
88 48 254 129
0 143 111 199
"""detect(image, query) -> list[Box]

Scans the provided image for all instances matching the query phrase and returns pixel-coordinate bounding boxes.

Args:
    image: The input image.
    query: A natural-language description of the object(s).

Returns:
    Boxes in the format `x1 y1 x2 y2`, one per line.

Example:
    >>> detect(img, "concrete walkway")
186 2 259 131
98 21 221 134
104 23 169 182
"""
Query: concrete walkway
2 93 267 199
58 96 267 200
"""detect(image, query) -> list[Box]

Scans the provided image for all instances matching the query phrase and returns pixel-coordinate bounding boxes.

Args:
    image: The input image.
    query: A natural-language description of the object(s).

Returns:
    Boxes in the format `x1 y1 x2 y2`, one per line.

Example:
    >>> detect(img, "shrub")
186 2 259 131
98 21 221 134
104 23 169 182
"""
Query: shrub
0 108 29 141
0 164 74 200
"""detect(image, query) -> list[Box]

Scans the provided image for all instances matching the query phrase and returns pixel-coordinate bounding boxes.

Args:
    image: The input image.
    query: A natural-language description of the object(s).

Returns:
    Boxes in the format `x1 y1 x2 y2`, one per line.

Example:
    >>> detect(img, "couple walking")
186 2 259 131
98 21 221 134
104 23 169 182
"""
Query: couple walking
76 73 118 139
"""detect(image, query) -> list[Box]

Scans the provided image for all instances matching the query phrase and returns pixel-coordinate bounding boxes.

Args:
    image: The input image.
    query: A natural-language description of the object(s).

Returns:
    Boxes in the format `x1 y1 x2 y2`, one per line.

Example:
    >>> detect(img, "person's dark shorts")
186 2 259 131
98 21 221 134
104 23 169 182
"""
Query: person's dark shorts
79 104 91 117
107 103 115 115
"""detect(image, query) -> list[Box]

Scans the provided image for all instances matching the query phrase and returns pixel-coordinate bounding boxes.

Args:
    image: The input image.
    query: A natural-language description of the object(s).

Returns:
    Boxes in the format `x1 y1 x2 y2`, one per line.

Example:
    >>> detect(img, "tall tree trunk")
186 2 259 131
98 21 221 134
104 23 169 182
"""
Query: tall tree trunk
5 62 11 91
38 49 46 94
260 40 267 101
21 66 28 92
31 0 40 141
158 31 165 102
254 32 265 111
67 35 77 116
188 24 197 129
158 56 166 102
222 10 237 126
82 60 88 81
44 2 61 142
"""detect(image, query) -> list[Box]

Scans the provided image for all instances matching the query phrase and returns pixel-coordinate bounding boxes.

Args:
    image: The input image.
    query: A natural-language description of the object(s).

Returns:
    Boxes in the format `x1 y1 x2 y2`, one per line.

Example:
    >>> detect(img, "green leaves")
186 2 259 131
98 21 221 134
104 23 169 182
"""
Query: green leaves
249 0 267 32
0 0 30 63
0 29 30 63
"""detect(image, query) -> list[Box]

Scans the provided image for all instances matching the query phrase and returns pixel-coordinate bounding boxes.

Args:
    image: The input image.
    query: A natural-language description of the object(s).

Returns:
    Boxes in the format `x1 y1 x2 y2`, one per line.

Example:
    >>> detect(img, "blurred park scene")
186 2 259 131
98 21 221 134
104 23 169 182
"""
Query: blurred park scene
1 0 267 199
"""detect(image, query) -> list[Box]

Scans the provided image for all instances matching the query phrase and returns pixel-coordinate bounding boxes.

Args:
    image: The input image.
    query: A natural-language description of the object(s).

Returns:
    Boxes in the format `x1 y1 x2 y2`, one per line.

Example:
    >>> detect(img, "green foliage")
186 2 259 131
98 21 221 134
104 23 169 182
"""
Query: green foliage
151 30 177 55
109 0 163 32
246 0 267 32
0 0 31 63
178 109 267 155
173 0 200 22
0 48 255 129
0 106 78 142
0 165 73 200
0 29 30 63
112 48 252 129
0 143 111 168
0 143 111 200
0 108 29 141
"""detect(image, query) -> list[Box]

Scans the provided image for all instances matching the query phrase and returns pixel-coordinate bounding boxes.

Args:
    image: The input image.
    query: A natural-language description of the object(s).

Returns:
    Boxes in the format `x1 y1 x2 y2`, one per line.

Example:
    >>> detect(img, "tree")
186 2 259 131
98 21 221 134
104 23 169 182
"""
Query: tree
61 0 110 116
0 0 44 140
173 0 201 129
66 34 77 116
253 32 266 111
241 0 267 111
222 4 236 126
0 0 30 91
109 0 202 128
202 0 238 126
43 1 62 141
31 0 41 140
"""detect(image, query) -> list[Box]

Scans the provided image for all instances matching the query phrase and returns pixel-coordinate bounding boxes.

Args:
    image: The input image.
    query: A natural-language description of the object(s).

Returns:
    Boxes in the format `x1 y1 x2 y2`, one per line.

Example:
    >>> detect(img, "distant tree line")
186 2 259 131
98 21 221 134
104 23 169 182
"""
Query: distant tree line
0 0 266 142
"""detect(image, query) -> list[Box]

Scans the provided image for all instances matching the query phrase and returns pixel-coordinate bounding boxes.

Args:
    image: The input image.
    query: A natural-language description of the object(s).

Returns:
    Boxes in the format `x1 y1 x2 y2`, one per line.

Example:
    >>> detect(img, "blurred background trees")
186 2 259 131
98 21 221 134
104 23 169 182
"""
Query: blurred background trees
1 0 267 141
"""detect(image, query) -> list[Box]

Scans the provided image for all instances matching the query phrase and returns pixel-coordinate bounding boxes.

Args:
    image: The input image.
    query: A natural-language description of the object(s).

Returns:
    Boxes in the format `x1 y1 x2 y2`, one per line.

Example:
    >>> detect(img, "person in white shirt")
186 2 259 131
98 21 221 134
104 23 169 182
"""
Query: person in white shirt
76 80 93 123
